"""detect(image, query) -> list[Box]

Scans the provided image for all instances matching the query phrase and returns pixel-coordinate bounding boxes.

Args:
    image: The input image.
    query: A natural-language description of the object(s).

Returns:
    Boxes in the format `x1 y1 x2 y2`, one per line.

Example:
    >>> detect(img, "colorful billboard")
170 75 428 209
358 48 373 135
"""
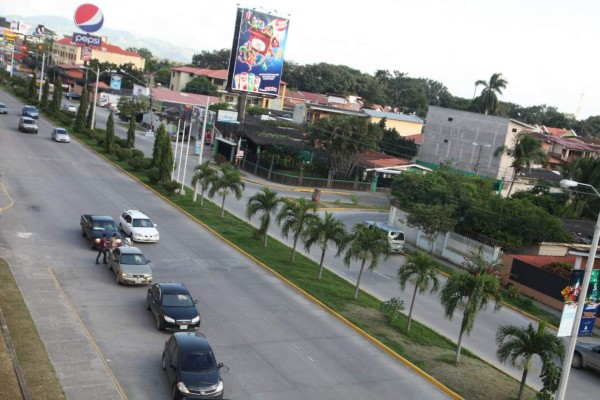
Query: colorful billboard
558 269 600 337
226 8 290 97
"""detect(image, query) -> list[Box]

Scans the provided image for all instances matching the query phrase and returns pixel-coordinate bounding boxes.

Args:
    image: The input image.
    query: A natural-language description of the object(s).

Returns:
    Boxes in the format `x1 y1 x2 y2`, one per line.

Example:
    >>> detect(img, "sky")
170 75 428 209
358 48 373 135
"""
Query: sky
2 0 599 120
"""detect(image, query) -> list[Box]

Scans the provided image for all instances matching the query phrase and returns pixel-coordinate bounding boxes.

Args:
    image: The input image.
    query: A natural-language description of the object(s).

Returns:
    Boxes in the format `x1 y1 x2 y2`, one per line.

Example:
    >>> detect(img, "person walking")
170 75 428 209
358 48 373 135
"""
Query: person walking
109 233 119 250
95 233 108 264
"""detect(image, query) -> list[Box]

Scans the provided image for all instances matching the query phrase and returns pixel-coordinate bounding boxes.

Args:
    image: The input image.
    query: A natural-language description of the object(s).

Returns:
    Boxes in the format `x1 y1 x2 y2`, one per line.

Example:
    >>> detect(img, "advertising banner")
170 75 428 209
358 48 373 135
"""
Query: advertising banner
558 269 600 337
227 8 290 97
133 84 150 99
72 32 102 47
80 46 92 61
110 74 122 91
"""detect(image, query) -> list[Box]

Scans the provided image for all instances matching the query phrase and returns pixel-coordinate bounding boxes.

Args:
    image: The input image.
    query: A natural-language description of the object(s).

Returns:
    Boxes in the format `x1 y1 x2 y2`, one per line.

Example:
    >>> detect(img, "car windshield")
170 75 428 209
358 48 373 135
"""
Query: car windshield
23 118 35 124
162 293 194 307
119 254 146 265
25 107 36 112
56 129 68 135
92 222 117 231
132 218 153 228
180 352 216 373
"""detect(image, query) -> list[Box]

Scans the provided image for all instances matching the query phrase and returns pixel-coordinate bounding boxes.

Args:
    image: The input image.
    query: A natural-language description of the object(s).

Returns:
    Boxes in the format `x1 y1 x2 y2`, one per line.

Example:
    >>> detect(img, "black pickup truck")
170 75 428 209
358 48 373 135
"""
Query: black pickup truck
80 214 122 249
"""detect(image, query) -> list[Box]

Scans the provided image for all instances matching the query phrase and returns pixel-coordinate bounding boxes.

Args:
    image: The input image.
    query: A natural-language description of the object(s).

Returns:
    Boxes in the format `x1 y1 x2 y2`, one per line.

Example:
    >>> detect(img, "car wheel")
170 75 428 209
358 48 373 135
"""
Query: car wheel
116 273 121 284
156 316 165 331
145 296 151 310
172 385 180 400
572 352 583 369
161 353 167 371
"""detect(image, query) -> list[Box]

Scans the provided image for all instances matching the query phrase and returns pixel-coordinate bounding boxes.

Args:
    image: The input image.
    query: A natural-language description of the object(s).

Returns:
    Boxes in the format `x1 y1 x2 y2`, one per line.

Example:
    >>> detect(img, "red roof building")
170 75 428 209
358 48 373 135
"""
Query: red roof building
52 37 145 71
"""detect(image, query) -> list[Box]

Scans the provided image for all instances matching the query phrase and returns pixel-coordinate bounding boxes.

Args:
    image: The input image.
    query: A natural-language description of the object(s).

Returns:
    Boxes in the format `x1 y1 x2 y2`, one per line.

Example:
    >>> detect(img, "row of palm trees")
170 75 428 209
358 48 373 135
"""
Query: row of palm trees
191 163 565 399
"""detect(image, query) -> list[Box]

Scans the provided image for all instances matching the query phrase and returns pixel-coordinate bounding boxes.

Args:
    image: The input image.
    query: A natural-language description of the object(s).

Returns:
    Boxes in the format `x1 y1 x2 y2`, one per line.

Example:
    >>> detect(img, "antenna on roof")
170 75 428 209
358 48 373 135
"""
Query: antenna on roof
575 91 585 120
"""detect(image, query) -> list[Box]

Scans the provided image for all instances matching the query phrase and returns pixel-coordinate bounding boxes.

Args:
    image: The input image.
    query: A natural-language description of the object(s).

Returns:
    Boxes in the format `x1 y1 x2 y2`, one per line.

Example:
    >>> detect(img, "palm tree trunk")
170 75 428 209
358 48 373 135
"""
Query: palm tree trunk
291 236 298 263
263 230 268 247
353 259 367 299
455 327 465 363
507 172 517 197
318 249 326 279
407 285 418 334
220 195 226 218
200 187 205 206
517 363 530 400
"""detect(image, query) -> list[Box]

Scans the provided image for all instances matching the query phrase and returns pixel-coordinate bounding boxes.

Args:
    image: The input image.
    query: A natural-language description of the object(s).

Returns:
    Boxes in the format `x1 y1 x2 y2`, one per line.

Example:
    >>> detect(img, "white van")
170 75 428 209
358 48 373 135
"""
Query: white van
366 221 405 253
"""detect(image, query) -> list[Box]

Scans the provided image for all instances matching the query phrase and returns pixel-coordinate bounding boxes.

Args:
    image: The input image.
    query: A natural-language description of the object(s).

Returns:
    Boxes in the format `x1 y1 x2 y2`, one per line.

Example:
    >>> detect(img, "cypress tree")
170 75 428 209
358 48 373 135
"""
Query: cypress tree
105 111 115 154
126 113 136 148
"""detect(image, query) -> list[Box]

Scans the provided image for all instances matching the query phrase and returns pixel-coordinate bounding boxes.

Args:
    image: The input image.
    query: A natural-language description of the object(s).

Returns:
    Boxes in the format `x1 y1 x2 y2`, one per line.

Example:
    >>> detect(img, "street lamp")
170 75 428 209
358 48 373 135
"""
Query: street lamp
81 66 115 129
555 178 600 400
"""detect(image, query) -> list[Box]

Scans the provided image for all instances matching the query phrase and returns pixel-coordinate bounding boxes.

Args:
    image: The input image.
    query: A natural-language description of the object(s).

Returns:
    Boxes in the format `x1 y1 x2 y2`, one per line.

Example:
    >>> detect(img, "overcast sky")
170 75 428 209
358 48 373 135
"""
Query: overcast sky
2 0 599 120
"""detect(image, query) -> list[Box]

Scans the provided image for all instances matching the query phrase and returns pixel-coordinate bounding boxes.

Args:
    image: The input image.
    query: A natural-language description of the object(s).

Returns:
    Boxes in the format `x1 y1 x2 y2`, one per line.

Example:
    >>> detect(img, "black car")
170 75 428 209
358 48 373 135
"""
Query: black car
146 282 200 331
162 332 226 399
22 105 39 119
64 92 82 100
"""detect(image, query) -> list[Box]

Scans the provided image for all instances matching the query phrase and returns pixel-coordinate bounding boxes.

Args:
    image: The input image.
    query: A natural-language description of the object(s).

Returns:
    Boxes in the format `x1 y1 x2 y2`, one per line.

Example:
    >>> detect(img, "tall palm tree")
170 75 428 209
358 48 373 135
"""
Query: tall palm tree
496 321 565 400
343 223 392 299
562 156 600 219
208 164 245 218
246 187 282 247
439 271 503 362
191 161 217 206
494 131 548 196
302 212 348 279
397 250 440 334
475 72 508 115
276 197 317 263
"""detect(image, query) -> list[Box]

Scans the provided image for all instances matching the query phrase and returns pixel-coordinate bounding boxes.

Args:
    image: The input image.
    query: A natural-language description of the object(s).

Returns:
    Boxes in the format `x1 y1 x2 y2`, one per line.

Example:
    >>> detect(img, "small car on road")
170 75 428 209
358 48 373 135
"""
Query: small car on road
62 103 77 113
64 92 81 100
107 246 153 285
162 332 226 400
19 116 38 134
119 209 160 243
573 341 600 372
22 105 39 119
146 282 201 331
0 103 7 114
51 127 70 143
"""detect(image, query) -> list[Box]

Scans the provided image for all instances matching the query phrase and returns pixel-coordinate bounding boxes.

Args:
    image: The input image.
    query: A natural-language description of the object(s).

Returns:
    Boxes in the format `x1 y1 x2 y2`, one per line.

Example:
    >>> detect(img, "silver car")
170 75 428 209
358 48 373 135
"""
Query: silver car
19 116 38 134
573 341 600 372
107 246 153 285
51 128 70 143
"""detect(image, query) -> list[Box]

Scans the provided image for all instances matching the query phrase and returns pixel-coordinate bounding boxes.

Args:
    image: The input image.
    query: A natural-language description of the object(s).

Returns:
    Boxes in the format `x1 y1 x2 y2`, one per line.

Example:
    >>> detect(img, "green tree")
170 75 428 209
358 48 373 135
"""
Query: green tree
475 72 508 115
27 75 36 99
494 131 548 196
126 113 136 148
378 128 418 159
151 121 167 167
191 49 231 70
155 124 174 182
74 85 88 132
439 271 503 362
183 76 217 96
561 156 600 219
154 67 172 87
86 103 93 130
246 187 282 247
50 76 62 114
302 212 348 279
405 204 457 253
397 250 440 334
343 223 392 299
191 161 217 206
208 164 245 218
496 321 565 400
40 79 50 110
105 111 115 154
276 198 317 263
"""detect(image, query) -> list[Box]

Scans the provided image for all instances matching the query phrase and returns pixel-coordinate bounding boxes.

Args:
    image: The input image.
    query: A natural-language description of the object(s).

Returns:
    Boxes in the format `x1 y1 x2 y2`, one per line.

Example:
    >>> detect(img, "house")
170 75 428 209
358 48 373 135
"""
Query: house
362 109 424 137
418 106 534 194
52 37 145 70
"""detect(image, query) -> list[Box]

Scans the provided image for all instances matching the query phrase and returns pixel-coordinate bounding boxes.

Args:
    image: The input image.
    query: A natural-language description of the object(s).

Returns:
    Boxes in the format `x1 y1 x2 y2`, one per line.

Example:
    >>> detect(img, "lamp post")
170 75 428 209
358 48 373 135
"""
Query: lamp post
555 178 600 400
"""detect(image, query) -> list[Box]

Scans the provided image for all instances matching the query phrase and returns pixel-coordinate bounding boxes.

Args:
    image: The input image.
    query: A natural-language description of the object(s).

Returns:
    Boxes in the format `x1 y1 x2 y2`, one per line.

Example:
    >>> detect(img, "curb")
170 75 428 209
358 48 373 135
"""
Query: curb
0 303 31 400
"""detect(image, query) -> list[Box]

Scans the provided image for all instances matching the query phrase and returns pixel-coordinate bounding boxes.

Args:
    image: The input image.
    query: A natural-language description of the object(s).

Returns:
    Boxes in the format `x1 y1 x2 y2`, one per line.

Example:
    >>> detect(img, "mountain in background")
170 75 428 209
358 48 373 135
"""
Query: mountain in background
6 14 196 64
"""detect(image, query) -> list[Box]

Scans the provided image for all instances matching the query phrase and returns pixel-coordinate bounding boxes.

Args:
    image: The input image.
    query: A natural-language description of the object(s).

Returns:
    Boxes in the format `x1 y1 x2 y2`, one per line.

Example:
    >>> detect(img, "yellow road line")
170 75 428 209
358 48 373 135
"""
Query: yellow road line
0 180 15 212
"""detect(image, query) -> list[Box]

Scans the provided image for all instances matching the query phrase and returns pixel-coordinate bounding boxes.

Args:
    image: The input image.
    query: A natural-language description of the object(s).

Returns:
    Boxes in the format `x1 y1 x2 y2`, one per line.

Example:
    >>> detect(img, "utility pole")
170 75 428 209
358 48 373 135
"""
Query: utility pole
37 52 46 102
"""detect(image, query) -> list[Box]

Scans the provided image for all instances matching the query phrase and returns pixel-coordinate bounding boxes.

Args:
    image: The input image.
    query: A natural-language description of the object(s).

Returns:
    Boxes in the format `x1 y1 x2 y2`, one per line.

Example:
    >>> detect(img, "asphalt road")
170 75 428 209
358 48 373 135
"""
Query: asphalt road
93 105 600 398
0 93 451 399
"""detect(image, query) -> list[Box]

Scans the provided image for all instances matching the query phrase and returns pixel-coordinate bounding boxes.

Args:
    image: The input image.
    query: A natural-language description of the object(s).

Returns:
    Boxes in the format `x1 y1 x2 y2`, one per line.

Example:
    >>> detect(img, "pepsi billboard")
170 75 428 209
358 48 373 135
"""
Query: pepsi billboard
226 8 290 97
74 4 104 33
72 32 101 47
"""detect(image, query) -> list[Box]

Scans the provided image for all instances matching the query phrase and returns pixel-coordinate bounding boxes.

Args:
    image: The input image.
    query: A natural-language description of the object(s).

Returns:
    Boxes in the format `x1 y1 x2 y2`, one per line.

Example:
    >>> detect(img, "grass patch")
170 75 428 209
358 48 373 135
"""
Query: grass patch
0 260 65 400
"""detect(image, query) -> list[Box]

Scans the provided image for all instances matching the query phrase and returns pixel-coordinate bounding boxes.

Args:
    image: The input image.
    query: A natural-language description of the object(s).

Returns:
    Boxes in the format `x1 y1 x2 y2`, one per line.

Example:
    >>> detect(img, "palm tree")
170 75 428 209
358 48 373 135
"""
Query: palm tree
246 187 282 247
208 164 245 218
562 156 600 219
276 197 317 263
191 161 217 206
343 223 392 299
397 250 440 334
496 321 565 400
439 271 503 362
302 212 348 279
494 131 548 196
475 72 508 115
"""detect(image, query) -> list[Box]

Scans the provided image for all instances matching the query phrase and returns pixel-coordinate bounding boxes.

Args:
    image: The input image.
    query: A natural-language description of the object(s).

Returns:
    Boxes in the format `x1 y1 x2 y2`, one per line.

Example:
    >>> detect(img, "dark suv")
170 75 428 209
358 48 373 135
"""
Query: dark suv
162 332 225 399
22 105 39 119
146 282 200 331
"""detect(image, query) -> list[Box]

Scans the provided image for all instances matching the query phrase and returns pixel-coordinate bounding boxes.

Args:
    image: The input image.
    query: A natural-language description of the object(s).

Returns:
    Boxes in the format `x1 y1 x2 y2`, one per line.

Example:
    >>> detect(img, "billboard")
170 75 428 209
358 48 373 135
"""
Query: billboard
558 269 600 336
226 8 290 97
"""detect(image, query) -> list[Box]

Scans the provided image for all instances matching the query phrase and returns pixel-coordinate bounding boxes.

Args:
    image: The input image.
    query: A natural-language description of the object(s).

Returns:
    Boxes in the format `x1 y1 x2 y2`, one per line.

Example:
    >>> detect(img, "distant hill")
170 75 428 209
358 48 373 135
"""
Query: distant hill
5 14 195 64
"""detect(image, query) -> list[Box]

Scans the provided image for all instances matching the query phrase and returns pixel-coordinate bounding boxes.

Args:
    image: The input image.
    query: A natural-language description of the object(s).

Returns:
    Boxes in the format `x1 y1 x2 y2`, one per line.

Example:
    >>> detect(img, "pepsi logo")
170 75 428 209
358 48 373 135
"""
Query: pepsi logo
74 4 104 33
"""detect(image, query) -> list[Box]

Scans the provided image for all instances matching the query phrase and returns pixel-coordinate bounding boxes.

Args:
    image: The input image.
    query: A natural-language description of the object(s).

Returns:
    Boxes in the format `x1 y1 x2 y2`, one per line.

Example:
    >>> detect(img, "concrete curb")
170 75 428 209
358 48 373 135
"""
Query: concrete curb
0 303 31 400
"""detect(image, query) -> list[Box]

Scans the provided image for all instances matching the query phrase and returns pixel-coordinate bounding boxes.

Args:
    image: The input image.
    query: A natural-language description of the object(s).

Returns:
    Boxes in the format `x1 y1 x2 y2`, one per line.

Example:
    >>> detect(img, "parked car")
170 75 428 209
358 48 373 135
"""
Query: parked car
119 209 160 243
62 103 77 113
18 116 38 134
107 246 153 285
0 103 7 114
572 341 600 372
51 127 71 143
21 105 39 119
146 282 201 331
64 92 81 100
162 332 226 400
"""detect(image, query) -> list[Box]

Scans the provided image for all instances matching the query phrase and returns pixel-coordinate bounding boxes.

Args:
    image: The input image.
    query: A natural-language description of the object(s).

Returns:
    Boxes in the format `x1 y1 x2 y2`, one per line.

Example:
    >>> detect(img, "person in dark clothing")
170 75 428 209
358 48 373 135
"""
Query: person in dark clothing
95 233 108 264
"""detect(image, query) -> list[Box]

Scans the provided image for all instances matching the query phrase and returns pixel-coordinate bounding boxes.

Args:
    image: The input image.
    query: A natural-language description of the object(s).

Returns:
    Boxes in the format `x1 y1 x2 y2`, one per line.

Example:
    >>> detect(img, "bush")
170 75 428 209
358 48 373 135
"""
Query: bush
55 112 74 125
131 149 144 159
128 156 145 171
94 132 105 147
380 297 405 324
116 148 133 162
147 168 160 184
115 137 128 148
162 180 179 197
541 262 572 279
142 157 153 169
507 285 521 299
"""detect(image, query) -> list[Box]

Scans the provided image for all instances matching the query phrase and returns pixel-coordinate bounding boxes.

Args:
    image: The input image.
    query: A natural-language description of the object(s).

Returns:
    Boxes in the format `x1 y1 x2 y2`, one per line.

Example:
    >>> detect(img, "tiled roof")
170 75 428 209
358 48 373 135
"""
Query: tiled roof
512 254 576 268
362 109 424 124
150 87 220 107
549 135 597 152
170 66 229 80
57 37 142 58
357 150 411 168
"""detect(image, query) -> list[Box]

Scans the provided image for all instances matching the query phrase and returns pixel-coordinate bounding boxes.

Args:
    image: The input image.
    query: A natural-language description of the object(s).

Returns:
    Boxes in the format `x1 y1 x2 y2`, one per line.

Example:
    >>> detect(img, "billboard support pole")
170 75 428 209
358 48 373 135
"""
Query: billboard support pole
193 100 211 202
235 93 248 168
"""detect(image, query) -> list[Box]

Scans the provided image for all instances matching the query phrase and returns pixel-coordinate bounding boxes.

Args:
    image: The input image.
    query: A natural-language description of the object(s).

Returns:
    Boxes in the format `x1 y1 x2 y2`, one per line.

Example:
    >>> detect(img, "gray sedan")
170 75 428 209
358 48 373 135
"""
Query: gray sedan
107 246 153 285
573 341 600 372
